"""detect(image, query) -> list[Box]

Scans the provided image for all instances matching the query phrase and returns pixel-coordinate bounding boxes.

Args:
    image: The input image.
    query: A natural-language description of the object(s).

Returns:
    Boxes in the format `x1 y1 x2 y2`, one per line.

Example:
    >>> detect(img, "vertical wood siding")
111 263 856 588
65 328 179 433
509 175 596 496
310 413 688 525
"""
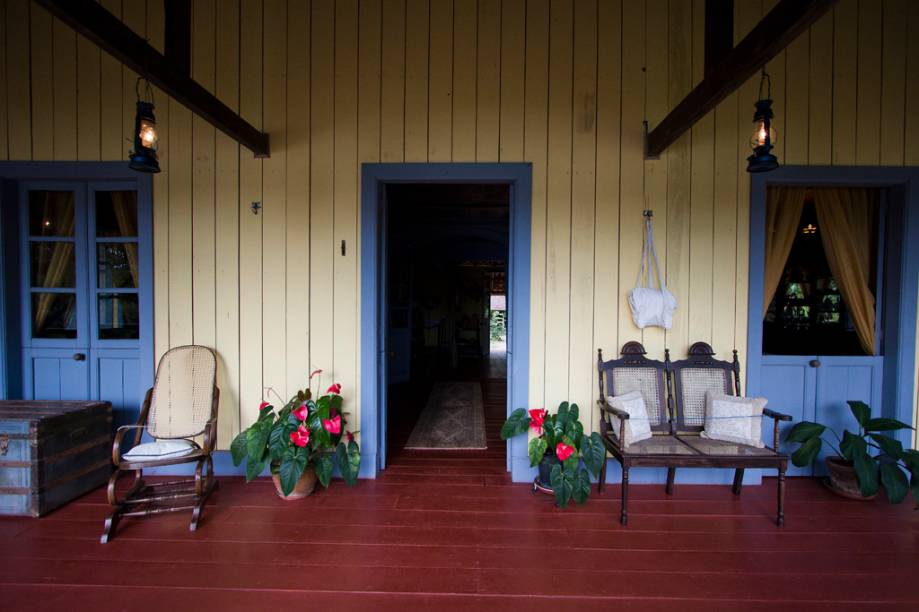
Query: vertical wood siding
2 0 918 448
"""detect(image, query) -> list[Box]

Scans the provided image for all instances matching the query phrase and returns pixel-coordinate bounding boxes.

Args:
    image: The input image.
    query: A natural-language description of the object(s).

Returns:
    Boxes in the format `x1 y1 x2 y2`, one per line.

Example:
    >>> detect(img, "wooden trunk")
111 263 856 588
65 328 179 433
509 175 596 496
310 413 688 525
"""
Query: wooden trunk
0 401 112 516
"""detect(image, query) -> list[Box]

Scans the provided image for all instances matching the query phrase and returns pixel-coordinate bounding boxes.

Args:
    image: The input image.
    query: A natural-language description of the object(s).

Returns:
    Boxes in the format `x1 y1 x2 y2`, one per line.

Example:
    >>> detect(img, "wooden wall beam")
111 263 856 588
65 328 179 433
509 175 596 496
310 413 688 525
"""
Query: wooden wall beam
35 0 269 157
164 0 192 76
704 0 733 76
646 0 836 158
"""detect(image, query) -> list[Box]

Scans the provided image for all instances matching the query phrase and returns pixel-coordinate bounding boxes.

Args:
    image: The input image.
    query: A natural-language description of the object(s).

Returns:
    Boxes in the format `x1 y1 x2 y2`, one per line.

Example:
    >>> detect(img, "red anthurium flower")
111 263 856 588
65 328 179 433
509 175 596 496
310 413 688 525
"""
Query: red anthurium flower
290 425 310 447
327 383 342 394
309 369 323 379
528 408 547 433
259 401 271 411
292 403 309 421
555 442 575 462
323 414 342 435
346 431 355 443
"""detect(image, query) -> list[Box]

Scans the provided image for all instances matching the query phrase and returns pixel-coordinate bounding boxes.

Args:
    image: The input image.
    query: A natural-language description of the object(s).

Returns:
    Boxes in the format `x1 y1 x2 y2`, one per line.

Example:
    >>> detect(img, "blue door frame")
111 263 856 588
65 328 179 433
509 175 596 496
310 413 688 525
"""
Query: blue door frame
747 166 919 451
360 163 532 478
0 162 154 424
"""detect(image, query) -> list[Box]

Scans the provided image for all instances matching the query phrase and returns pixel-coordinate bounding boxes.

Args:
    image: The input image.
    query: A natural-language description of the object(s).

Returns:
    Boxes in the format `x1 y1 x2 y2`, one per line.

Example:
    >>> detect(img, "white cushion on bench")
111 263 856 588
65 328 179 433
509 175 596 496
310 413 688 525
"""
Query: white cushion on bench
124 439 196 459
701 391 766 448
607 391 653 449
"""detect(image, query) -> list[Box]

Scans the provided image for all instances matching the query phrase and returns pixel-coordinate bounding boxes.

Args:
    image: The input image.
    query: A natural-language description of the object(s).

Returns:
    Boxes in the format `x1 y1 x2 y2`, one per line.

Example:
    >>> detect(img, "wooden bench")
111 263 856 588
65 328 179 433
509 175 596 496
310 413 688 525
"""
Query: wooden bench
596 341 791 526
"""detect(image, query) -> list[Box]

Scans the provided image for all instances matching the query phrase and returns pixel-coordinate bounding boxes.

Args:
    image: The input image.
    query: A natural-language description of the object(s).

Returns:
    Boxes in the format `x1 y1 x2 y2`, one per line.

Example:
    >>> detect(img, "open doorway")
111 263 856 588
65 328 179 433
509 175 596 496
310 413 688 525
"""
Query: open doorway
384 184 509 461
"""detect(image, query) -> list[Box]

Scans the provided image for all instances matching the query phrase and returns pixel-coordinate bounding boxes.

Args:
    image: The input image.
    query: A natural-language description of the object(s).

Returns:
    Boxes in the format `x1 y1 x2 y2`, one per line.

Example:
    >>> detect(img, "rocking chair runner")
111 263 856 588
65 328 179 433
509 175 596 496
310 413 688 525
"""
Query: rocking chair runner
102 345 219 543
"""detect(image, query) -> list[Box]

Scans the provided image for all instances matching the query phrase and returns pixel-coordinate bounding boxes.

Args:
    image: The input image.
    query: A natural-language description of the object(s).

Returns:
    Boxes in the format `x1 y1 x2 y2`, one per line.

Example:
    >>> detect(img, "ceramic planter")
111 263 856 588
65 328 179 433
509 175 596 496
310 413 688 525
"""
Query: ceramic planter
824 456 877 501
271 465 318 500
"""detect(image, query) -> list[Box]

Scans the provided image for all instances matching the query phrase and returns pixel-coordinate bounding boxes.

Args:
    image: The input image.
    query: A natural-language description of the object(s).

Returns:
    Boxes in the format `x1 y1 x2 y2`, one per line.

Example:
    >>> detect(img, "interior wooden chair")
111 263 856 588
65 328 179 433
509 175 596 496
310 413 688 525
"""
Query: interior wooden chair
101 345 219 543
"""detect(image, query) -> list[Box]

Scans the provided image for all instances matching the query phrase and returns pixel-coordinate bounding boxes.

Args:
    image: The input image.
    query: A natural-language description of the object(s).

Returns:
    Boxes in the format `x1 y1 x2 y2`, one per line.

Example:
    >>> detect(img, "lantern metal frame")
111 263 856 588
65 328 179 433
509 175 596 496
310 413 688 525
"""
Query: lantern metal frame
746 69 779 173
128 76 161 173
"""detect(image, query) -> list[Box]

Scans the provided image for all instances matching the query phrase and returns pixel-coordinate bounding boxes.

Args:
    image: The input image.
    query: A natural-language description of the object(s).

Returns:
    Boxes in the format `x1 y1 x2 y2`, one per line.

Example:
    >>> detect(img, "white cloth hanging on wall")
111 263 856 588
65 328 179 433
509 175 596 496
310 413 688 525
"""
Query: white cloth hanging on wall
628 215 677 329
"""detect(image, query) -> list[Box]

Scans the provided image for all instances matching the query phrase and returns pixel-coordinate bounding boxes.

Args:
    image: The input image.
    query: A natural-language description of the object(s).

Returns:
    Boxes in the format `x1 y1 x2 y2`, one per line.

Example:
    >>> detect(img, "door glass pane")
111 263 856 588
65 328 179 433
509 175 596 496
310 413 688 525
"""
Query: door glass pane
29 191 75 237
98 293 139 339
31 293 77 339
97 243 138 288
30 242 76 288
95 191 138 237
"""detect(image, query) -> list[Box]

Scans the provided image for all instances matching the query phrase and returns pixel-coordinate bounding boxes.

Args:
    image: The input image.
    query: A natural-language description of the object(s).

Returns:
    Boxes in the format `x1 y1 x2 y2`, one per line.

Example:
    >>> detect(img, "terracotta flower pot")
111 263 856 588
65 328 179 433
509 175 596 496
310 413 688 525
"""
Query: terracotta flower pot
271 465 317 500
825 456 877 501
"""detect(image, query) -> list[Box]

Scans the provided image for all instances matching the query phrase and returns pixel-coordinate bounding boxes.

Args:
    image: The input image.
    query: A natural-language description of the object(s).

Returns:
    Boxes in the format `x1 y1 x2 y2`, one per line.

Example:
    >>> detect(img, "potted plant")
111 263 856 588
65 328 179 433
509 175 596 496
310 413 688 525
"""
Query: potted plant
501 402 605 508
784 400 918 504
230 370 361 498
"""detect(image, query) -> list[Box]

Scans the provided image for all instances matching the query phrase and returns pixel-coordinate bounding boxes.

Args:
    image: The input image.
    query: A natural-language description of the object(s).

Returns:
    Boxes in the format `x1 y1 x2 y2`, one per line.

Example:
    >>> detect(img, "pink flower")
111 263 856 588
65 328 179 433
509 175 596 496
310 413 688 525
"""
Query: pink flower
327 383 342 394
290 425 310 447
555 443 575 462
323 415 341 435
309 369 323 379
259 401 271 411
528 408 547 433
292 403 309 421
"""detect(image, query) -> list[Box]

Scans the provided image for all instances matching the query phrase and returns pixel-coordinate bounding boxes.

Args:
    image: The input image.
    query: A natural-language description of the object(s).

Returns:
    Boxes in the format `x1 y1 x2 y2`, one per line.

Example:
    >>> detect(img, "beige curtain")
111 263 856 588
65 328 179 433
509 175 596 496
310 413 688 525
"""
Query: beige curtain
109 191 139 286
34 193 76 332
763 186 808 317
813 188 878 355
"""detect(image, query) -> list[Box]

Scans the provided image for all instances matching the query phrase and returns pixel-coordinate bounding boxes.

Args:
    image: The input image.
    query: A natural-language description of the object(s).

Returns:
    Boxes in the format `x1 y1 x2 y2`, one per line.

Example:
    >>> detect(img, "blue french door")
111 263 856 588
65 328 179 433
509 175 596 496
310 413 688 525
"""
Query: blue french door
19 180 151 425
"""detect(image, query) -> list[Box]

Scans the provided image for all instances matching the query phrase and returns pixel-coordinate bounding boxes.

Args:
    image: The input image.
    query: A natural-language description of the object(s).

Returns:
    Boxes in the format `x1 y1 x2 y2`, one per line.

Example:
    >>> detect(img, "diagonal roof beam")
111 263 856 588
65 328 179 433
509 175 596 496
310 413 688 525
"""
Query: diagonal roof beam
35 0 269 158
645 0 837 159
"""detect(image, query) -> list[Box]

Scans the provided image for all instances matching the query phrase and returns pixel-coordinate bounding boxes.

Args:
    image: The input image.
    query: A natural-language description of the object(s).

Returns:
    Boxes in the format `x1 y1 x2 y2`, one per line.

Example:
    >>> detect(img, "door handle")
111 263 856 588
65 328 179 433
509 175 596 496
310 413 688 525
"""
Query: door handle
72 353 86 361
808 359 821 368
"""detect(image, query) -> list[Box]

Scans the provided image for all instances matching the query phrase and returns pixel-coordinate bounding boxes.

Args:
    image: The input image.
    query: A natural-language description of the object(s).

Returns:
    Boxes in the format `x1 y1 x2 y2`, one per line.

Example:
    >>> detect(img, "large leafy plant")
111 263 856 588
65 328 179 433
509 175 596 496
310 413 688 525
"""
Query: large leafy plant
501 402 605 508
785 400 918 504
230 371 361 496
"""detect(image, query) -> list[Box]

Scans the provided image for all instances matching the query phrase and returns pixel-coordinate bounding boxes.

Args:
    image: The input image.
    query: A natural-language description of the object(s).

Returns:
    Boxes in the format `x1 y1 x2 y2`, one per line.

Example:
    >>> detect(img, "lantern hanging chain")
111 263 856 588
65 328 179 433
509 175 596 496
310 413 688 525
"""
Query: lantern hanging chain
757 67 772 101
135 37 155 105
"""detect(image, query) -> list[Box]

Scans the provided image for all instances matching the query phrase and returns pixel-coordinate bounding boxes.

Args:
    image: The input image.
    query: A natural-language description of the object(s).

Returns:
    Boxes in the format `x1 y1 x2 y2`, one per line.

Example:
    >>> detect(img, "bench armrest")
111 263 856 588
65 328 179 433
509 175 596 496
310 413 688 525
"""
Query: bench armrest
597 399 628 447
762 408 793 451
112 425 147 467
763 408 792 421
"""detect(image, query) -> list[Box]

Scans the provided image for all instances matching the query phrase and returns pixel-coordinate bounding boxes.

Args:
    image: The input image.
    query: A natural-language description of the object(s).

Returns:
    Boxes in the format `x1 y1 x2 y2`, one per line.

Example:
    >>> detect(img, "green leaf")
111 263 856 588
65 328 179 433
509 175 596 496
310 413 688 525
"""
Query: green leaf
852 450 879 498
879 462 909 504
864 418 914 432
316 395 331 414
791 436 822 467
580 432 606 478
910 469 919 506
528 437 548 468
245 456 266 482
568 403 579 423
335 442 361 486
230 430 248 466
564 420 585 450
556 402 571 426
847 400 871 428
278 448 308 496
784 421 825 444
330 394 344 414
571 468 591 505
315 453 334 488
501 408 531 440
869 433 903 460
840 430 861 462
902 449 919 471
549 463 572 508
246 420 271 463
268 421 292 461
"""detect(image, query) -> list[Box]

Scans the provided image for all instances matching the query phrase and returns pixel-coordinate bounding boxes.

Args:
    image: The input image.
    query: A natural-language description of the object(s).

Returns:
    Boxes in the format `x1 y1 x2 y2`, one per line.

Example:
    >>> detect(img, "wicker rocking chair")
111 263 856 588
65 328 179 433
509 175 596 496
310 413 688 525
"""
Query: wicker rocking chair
101 345 219 543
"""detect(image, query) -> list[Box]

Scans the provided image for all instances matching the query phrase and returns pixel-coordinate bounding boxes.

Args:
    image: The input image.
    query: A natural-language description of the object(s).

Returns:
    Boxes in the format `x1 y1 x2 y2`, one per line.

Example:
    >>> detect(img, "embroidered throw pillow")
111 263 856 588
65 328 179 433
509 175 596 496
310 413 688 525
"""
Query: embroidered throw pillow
700 390 767 448
124 439 196 460
606 390 653 449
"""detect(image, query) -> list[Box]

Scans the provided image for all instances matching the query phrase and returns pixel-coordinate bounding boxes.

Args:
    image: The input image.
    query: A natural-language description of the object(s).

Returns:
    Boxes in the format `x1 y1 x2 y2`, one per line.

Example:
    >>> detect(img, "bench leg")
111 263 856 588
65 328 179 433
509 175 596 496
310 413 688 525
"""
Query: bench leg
777 467 786 527
598 456 607 495
732 468 745 495
620 465 630 526
665 467 676 495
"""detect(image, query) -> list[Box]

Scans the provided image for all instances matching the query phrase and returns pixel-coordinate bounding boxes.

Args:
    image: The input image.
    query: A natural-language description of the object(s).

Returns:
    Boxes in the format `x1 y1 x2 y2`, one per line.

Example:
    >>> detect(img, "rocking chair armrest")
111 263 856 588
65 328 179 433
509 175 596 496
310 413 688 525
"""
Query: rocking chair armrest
202 418 218 454
112 425 147 466
763 408 792 421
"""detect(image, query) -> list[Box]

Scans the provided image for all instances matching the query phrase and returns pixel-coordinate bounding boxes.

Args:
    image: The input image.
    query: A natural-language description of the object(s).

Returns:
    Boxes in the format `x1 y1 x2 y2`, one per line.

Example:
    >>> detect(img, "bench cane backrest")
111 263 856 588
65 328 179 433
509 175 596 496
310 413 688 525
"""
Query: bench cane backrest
598 342 670 433
667 342 740 432
147 345 217 439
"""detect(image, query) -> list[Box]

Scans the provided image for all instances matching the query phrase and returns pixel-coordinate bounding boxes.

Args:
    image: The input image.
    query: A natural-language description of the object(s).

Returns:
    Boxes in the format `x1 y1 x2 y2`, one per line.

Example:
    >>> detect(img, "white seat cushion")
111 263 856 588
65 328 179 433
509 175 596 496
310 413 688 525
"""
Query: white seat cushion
700 390 766 448
606 390 653 449
123 439 196 460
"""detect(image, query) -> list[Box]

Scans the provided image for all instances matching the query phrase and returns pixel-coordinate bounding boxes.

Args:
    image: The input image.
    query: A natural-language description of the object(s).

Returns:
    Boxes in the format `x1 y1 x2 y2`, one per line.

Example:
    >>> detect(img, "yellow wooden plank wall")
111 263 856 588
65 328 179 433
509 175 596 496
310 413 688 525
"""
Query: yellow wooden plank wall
2 0 918 449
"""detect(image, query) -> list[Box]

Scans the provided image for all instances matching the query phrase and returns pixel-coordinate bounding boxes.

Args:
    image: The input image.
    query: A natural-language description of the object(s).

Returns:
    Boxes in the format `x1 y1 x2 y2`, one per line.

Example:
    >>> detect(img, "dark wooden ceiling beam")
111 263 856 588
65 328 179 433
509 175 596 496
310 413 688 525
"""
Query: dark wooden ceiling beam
646 0 837 159
164 0 192 76
704 0 734 76
35 0 269 158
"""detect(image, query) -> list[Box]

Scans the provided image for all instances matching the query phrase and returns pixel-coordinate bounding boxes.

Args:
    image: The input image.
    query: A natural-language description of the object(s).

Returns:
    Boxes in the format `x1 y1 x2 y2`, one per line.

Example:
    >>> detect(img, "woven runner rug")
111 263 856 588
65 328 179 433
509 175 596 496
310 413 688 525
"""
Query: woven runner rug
404 381 487 450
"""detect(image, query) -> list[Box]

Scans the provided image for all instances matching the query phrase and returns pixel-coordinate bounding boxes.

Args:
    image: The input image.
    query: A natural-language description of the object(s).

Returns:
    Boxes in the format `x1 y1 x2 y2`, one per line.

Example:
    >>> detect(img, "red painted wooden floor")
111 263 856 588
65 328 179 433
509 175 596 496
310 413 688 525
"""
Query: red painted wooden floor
2 379 918 611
